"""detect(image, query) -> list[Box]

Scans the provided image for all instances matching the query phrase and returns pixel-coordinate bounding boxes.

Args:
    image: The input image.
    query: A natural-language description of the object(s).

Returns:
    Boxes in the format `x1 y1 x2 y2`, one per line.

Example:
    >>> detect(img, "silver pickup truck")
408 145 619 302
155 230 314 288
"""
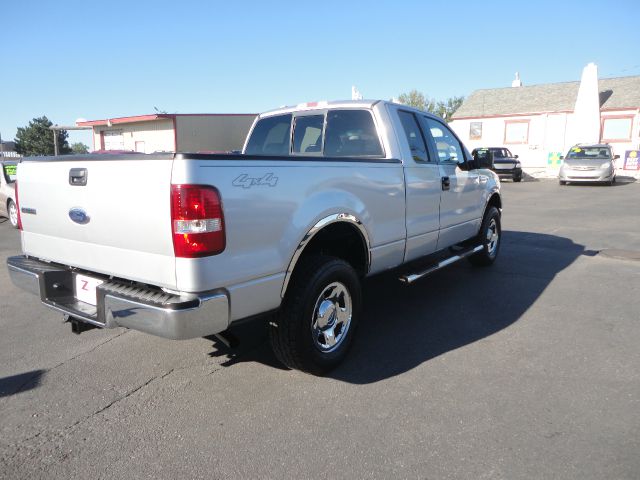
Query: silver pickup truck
7 100 502 374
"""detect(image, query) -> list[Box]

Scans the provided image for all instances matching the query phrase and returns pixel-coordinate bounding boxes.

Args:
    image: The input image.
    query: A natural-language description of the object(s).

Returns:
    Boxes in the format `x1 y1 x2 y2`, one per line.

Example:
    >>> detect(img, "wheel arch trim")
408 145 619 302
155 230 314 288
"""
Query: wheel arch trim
280 213 371 298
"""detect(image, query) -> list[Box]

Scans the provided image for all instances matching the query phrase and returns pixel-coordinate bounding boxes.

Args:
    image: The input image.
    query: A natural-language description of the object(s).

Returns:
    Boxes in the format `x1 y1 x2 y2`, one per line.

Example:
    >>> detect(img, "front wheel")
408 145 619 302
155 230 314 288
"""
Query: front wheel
8 200 19 228
269 255 361 375
468 206 501 267
513 175 522 182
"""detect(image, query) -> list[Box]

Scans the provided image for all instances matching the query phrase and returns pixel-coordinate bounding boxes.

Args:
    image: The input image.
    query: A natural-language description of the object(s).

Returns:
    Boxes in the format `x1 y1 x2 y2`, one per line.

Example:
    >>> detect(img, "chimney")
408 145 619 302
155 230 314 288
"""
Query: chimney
570 62 600 144
511 72 522 88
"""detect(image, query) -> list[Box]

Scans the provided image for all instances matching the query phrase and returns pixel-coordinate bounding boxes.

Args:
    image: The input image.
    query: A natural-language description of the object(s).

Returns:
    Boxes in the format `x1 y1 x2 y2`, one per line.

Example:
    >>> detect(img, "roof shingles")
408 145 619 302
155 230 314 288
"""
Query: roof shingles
452 75 640 119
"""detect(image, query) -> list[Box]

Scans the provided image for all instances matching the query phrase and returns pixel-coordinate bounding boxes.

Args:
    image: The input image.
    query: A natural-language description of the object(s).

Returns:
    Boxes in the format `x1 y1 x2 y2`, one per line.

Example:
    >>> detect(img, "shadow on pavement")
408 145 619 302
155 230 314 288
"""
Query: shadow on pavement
0 370 46 398
208 231 585 383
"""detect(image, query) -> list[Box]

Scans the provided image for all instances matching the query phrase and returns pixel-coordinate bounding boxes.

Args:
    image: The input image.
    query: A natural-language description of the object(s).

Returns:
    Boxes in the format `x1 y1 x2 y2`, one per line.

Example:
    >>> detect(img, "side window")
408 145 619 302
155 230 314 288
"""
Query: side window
420 116 464 164
3 163 17 183
398 111 429 163
324 110 383 157
292 115 324 154
244 114 292 155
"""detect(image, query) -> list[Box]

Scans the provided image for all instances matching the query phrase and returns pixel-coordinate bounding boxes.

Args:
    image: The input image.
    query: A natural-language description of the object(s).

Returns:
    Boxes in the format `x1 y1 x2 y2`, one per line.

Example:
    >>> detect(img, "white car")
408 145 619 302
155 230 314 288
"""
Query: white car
559 144 618 186
0 161 18 228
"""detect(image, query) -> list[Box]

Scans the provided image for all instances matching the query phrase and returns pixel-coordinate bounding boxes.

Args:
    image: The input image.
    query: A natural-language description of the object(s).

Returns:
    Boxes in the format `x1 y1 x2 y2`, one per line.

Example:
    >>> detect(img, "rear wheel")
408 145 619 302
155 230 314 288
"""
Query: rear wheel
513 174 522 182
468 206 501 267
559 180 567 186
269 255 361 375
7 200 18 228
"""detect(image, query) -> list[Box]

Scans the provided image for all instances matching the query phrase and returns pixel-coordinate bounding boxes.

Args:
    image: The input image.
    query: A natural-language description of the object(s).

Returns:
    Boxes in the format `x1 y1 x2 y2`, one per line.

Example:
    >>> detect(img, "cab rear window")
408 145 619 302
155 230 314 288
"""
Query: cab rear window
245 109 383 158
245 114 292 156
324 110 383 157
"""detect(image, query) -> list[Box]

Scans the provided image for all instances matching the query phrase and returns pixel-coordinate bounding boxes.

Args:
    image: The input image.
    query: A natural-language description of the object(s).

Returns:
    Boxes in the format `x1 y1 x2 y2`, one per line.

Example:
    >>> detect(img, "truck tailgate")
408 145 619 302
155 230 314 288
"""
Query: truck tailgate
18 155 178 289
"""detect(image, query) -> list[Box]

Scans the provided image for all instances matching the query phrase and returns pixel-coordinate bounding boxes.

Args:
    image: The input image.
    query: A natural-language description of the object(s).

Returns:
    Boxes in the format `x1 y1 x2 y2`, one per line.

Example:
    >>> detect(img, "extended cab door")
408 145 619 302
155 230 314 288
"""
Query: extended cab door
396 109 442 262
419 117 484 249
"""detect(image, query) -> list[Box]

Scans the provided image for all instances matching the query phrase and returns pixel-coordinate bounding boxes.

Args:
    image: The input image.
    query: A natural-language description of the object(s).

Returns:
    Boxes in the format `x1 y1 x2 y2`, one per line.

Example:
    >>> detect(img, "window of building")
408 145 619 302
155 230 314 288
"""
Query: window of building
504 120 529 144
469 122 482 140
601 116 633 142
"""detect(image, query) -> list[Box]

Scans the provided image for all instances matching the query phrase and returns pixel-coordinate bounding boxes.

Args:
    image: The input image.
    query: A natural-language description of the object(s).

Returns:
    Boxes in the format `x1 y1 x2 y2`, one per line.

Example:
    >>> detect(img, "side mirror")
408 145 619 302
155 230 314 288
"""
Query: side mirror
459 158 475 171
559 155 565 160
473 151 493 169
613 154 620 159
514 154 519 159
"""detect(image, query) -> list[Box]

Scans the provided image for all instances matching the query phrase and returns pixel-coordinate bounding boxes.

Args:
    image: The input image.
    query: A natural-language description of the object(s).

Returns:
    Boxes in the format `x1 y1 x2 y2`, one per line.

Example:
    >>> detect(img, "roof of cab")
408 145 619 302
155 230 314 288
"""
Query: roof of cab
260 99 383 117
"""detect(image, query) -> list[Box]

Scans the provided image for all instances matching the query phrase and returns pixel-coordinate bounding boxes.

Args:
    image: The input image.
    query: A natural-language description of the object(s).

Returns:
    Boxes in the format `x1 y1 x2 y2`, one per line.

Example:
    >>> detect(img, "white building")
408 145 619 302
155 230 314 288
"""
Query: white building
78 113 257 153
450 66 640 173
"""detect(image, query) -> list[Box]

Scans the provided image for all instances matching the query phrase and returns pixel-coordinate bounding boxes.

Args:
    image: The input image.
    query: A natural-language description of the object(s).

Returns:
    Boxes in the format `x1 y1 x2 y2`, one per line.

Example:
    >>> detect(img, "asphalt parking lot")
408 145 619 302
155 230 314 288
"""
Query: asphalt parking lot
1 178 639 479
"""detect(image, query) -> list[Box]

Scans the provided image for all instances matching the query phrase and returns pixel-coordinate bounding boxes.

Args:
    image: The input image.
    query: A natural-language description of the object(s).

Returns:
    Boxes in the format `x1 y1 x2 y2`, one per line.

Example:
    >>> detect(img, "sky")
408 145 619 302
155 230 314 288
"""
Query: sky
1 0 639 147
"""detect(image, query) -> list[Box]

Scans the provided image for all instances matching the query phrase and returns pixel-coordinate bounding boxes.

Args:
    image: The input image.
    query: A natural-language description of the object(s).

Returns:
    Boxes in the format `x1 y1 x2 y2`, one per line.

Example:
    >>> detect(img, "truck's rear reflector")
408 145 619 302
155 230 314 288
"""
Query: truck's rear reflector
171 185 225 257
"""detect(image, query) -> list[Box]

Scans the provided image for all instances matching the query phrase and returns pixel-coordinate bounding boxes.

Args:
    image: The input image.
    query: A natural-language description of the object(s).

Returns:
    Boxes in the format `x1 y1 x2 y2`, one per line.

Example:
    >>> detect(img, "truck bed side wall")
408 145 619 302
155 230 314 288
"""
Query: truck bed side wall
171 159 406 321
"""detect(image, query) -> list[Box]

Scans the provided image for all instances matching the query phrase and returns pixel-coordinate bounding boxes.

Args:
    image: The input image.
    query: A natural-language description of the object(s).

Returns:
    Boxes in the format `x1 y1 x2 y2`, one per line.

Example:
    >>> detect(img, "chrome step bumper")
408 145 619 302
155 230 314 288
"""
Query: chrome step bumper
399 245 484 284
6 255 229 340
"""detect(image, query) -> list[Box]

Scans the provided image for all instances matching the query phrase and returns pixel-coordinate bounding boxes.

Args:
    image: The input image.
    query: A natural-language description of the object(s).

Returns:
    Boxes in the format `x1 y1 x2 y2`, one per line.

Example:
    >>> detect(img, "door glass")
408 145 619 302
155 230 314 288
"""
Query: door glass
420 117 464 164
398 111 429 163
293 115 324 154
245 114 292 155
324 110 383 157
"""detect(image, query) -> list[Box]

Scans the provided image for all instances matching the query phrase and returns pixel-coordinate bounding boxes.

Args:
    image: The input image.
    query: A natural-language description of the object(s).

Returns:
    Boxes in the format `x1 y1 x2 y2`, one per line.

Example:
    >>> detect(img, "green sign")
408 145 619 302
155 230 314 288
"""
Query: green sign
3 164 17 176
547 152 562 166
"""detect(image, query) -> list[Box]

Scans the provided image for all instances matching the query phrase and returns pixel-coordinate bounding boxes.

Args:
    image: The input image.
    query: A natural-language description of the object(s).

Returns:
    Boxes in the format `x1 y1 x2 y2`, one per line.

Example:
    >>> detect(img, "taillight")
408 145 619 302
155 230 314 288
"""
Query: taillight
171 185 225 258
15 181 22 230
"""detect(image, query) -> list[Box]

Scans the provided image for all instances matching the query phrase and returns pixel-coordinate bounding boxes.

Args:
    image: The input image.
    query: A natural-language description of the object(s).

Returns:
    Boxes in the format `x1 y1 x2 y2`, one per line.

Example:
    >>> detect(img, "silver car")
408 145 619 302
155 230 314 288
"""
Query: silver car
559 144 618 186
0 161 18 228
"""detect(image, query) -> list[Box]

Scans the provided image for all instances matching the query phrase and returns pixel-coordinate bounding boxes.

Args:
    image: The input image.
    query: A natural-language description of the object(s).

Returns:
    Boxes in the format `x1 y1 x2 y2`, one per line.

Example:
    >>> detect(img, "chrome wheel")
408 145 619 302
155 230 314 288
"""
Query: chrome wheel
486 218 499 258
311 282 352 353
8 201 18 228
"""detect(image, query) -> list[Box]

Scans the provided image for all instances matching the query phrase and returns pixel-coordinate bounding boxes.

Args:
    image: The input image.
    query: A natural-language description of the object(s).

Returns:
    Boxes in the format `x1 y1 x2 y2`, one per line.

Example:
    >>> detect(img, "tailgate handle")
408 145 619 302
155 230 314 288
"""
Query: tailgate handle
69 168 88 186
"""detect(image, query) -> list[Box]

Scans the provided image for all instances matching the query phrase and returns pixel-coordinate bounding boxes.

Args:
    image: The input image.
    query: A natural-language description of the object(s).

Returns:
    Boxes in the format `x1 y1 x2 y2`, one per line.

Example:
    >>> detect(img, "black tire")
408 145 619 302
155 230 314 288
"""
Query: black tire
559 180 567 186
269 255 361 375
513 175 522 182
7 200 19 229
468 206 501 267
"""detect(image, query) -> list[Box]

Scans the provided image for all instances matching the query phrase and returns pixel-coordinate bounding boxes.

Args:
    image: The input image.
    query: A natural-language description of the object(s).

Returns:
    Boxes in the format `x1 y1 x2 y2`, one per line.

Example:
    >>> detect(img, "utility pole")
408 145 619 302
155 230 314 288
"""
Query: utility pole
53 129 59 156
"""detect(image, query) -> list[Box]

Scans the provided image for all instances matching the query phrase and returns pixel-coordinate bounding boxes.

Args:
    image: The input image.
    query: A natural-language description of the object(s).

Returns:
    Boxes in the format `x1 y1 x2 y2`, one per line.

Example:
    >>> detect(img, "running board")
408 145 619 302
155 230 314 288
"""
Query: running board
399 245 484 284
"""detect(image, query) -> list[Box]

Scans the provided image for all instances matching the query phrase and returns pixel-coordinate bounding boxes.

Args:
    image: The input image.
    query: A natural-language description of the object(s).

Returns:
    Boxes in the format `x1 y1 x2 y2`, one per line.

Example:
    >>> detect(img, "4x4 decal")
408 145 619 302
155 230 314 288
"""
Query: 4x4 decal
232 173 279 189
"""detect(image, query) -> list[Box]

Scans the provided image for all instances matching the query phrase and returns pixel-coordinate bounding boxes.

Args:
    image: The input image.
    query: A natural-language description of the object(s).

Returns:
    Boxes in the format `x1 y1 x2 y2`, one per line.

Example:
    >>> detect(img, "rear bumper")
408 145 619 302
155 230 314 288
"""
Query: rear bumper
7 255 229 340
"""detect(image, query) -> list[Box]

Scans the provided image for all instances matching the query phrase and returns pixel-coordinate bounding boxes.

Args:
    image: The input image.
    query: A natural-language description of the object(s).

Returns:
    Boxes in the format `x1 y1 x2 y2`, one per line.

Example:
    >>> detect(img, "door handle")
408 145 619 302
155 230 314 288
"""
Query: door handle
69 168 88 186
441 176 450 191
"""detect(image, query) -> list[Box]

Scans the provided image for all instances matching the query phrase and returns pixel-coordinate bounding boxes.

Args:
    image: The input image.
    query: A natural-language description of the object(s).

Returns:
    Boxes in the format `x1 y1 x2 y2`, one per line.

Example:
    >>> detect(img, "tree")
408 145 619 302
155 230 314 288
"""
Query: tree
71 142 89 154
434 96 465 123
397 90 436 112
396 90 465 123
15 116 71 156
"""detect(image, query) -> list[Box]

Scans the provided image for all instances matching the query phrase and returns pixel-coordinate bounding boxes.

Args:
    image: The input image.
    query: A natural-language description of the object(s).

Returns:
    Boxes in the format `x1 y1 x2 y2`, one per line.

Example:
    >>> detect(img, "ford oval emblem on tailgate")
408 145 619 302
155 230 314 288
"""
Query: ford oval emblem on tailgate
69 208 90 224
